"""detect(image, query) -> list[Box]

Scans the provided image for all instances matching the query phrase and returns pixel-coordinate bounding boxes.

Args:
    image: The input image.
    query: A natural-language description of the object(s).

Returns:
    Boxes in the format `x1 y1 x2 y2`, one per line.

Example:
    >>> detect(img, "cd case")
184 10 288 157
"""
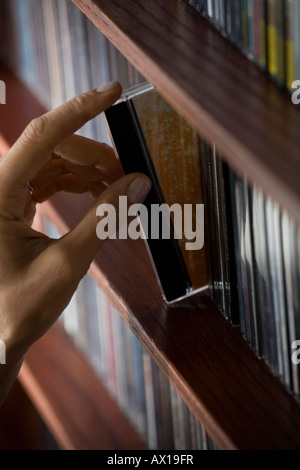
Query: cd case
104 82 208 303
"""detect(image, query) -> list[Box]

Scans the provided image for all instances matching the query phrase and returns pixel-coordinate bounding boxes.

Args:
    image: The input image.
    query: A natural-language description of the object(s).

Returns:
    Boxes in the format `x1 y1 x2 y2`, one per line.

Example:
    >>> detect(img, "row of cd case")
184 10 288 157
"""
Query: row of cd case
104 82 300 399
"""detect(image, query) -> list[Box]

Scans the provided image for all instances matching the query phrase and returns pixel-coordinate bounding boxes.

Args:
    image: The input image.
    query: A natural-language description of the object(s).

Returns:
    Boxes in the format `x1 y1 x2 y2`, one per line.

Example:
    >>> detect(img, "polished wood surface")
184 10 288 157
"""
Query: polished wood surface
72 0 300 226
40 191 300 450
0 380 58 450
19 323 146 450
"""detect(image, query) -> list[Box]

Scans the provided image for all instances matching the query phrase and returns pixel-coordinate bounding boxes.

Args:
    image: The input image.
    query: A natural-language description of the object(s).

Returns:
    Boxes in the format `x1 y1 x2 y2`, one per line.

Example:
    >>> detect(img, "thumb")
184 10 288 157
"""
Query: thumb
56 173 151 276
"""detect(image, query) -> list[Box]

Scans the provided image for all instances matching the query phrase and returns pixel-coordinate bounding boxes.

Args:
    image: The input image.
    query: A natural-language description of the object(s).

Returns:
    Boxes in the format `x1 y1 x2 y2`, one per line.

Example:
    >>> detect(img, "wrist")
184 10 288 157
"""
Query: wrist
0 344 25 407
0 322 28 367
0 326 27 406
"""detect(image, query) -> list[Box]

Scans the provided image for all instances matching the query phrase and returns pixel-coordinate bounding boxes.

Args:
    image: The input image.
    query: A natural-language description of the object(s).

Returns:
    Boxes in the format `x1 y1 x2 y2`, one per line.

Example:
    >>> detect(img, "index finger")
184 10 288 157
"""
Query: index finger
0 82 122 189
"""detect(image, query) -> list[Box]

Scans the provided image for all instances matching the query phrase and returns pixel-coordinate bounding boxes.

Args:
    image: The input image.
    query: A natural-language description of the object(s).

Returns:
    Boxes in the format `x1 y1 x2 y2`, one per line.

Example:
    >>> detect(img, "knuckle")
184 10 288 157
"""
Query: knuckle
70 93 93 120
72 94 88 111
23 115 48 143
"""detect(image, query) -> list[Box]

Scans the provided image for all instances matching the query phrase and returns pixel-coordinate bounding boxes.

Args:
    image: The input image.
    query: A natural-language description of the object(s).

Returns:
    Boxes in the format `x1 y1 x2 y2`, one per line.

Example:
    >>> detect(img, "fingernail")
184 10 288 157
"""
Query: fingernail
95 81 121 93
127 177 151 204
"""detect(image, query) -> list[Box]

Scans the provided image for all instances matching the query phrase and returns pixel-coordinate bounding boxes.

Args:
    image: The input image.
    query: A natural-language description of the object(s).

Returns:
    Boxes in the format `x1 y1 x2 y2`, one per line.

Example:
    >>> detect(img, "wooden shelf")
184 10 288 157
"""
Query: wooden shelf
72 0 300 226
40 192 300 450
2 63 300 450
19 322 146 450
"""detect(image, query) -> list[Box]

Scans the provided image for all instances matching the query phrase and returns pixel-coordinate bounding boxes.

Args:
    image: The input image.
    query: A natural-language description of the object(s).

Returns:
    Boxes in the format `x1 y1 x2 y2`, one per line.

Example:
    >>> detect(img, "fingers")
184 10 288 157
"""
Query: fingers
0 82 122 191
54 173 152 278
30 134 123 191
31 160 107 199
32 174 107 202
54 134 123 182
29 132 123 202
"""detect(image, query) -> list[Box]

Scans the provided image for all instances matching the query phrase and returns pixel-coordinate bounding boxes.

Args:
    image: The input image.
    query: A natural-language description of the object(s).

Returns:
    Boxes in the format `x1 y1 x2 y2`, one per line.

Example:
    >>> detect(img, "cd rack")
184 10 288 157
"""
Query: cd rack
0 0 300 450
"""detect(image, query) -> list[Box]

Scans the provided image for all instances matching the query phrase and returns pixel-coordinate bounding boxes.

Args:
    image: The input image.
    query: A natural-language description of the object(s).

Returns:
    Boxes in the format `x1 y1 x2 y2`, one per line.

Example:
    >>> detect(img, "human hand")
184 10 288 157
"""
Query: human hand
0 82 151 380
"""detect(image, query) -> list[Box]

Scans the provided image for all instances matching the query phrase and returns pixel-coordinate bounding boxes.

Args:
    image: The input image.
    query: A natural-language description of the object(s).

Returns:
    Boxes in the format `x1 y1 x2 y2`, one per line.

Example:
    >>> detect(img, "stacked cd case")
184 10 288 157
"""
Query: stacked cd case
201 137 300 394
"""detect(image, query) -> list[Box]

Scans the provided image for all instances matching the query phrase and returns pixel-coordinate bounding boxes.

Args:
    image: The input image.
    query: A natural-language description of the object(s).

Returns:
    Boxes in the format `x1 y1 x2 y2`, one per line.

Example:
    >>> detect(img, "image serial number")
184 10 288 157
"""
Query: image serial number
149 455 193 465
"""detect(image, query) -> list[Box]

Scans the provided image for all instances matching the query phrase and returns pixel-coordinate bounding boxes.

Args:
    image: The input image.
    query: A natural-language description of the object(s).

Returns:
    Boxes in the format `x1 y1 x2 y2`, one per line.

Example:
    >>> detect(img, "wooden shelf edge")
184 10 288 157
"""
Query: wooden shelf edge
72 0 300 226
39 195 300 450
18 322 147 450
